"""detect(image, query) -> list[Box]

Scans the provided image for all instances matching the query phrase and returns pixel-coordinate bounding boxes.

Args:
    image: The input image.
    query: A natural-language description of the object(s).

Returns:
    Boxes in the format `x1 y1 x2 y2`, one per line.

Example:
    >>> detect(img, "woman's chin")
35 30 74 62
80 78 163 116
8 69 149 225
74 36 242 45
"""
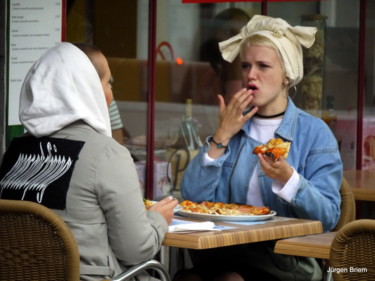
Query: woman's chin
250 100 263 108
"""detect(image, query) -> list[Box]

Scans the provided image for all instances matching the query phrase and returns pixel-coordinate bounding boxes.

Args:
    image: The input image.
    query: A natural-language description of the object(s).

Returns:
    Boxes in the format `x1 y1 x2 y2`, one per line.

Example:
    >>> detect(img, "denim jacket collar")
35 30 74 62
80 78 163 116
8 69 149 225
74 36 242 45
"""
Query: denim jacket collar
242 97 298 142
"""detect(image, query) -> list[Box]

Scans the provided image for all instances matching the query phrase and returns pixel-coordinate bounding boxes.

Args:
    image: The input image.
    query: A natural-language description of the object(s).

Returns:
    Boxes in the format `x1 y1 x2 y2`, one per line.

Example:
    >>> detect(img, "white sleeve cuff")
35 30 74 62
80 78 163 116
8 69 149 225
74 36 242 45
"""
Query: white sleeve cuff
203 152 215 165
272 169 300 203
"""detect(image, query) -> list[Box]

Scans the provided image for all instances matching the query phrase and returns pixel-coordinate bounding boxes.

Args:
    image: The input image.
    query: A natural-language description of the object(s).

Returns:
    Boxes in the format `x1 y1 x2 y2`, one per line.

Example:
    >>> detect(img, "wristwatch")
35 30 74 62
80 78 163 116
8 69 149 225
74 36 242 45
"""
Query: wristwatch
210 137 227 149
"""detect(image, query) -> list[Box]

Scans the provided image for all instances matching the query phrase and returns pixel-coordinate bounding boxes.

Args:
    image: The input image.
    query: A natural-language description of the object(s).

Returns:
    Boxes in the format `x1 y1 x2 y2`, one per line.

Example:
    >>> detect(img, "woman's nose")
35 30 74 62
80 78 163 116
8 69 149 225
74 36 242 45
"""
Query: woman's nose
247 67 256 80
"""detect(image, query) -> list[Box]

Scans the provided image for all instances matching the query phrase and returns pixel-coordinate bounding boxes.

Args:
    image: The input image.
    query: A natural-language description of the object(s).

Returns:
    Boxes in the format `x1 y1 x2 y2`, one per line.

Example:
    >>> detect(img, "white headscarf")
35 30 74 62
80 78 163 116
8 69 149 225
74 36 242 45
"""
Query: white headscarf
19 42 111 137
219 15 317 86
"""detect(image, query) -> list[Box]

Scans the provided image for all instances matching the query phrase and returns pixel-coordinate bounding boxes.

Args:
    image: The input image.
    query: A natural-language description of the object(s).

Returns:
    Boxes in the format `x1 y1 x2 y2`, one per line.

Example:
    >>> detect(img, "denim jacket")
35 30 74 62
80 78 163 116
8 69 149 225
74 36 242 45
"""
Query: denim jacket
181 98 343 232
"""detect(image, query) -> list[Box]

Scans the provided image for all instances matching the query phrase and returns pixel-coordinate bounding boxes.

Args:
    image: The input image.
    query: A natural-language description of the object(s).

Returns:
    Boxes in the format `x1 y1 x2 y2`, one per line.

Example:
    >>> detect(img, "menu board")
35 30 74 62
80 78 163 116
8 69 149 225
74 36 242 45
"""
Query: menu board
8 0 64 126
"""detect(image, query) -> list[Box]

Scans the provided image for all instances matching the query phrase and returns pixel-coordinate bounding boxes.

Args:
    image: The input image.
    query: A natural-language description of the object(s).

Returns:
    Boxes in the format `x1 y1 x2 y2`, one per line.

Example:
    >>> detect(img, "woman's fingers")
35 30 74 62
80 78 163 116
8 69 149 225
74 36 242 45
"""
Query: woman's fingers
149 196 178 225
227 88 252 111
224 89 255 119
218 94 226 114
216 89 258 141
257 154 293 184
152 196 178 210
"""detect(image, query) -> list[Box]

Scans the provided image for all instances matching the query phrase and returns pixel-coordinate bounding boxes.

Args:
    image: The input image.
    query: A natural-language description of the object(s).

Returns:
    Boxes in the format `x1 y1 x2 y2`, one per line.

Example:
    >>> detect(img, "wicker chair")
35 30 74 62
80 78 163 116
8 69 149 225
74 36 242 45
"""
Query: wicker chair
323 177 356 281
330 219 375 281
332 177 356 231
0 199 170 281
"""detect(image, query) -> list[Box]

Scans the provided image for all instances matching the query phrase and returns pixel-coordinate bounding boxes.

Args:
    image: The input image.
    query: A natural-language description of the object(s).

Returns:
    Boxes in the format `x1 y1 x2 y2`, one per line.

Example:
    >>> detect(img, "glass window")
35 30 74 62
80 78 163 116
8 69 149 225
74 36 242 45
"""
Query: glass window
65 0 367 199
67 0 150 195
363 0 375 170
268 0 360 171
155 2 262 198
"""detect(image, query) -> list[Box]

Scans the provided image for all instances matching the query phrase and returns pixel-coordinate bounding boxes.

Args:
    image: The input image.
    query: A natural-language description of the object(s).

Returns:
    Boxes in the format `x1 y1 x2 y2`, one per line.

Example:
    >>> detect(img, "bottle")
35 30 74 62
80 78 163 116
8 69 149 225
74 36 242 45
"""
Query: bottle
180 99 202 150
167 99 202 192
185 99 193 121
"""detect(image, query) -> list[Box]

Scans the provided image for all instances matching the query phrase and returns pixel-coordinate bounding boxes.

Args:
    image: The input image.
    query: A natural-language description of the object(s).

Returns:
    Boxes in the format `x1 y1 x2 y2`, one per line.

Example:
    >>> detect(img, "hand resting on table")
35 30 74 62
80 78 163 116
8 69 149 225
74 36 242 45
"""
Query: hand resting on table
149 196 178 224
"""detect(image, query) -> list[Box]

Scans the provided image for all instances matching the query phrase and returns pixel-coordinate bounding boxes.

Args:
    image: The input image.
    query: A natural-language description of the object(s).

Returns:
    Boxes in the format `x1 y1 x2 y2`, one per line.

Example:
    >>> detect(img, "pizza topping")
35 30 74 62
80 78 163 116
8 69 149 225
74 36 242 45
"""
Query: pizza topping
180 200 270 216
253 138 291 161
144 198 154 209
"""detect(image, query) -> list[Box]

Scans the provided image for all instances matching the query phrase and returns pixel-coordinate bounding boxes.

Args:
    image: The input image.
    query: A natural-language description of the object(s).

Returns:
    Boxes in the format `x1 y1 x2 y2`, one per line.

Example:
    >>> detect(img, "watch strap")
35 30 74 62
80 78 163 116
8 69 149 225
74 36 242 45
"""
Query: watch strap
210 137 227 149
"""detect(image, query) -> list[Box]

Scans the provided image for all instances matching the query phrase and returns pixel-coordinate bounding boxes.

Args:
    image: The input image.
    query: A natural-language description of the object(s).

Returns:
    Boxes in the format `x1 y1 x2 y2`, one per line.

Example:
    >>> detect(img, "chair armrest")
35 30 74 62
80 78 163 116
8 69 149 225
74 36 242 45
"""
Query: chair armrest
110 260 170 281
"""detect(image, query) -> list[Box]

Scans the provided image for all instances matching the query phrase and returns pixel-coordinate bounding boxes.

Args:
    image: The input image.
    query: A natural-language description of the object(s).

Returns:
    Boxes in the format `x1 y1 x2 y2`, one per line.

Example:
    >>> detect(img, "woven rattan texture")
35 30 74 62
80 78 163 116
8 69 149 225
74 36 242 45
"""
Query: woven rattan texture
332 178 356 231
330 219 375 281
0 212 68 280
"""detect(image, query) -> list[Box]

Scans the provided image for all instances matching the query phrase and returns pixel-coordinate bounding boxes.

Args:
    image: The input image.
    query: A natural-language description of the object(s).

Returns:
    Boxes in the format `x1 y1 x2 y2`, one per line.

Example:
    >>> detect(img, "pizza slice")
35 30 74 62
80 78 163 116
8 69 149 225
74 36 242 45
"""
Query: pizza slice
180 200 270 216
253 138 291 161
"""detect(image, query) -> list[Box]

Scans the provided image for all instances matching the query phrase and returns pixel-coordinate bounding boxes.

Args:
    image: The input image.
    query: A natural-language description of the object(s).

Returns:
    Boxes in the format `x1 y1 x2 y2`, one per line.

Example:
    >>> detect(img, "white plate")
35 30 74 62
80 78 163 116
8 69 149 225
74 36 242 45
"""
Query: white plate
173 205 183 213
176 210 277 222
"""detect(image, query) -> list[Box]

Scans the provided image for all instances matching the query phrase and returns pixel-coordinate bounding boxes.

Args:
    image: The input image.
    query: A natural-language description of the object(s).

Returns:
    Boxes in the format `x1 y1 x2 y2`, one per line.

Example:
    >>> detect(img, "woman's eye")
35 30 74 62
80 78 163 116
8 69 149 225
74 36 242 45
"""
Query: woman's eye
259 63 269 69
241 63 250 71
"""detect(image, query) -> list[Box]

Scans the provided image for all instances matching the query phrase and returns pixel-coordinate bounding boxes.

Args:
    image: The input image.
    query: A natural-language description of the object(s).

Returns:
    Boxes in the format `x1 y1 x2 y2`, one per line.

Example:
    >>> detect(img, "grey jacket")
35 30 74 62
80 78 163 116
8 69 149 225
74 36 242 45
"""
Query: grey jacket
51 122 168 281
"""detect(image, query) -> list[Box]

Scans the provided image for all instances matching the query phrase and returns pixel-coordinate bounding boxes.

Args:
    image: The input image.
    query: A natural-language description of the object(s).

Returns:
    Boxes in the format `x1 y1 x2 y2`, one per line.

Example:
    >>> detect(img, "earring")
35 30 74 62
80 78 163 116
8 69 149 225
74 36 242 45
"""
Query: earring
289 85 297 99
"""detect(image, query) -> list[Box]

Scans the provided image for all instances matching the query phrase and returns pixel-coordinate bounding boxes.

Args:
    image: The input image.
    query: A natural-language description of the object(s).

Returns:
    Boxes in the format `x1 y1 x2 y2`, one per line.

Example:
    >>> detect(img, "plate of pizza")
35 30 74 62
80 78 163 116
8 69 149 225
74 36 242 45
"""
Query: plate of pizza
176 200 276 222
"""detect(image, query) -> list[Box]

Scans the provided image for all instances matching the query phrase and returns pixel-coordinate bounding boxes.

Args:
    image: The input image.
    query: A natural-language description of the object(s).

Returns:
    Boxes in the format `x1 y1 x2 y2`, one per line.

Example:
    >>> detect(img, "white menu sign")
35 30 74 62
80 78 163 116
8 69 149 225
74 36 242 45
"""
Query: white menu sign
8 0 63 125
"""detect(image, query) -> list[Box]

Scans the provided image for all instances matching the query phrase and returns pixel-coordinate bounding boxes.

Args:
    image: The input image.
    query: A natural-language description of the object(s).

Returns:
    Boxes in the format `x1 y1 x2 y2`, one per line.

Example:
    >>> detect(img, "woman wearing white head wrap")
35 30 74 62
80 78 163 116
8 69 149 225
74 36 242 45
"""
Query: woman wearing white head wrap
219 15 317 87
1 42 178 281
177 15 342 281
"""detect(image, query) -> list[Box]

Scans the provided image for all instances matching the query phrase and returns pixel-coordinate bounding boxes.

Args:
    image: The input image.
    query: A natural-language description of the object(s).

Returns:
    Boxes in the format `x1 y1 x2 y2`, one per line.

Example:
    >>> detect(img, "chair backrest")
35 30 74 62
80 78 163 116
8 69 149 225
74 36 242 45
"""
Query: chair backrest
332 177 356 231
0 199 171 281
0 199 80 281
330 219 375 281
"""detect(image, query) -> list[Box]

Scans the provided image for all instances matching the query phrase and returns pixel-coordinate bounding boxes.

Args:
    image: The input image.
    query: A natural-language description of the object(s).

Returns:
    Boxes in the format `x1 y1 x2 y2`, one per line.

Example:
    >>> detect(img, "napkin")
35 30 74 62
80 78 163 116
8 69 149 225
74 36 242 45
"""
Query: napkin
168 221 219 233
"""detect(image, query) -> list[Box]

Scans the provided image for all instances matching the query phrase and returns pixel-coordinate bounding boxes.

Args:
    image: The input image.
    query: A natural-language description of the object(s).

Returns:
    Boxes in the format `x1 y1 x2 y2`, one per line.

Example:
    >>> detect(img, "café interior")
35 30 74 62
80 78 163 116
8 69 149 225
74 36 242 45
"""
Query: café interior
1 0 375 280
62 0 375 214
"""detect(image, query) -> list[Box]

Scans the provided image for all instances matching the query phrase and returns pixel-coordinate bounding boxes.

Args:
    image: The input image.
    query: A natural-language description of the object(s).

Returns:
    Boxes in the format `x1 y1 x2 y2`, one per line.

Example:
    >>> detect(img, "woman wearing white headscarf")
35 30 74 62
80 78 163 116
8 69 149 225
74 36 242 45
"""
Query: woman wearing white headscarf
178 15 342 281
0 42 177 281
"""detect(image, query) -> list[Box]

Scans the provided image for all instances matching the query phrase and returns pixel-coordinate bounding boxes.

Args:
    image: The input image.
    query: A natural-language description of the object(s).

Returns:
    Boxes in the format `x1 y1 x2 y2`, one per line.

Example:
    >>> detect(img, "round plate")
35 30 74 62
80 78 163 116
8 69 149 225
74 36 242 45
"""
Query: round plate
173 205 183 213
176 210 277 222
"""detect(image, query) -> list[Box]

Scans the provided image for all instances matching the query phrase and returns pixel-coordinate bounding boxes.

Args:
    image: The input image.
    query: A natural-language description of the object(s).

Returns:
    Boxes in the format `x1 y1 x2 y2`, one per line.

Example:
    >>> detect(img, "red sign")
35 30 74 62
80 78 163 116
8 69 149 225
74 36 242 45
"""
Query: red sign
183 0 321 3
183 0 260 2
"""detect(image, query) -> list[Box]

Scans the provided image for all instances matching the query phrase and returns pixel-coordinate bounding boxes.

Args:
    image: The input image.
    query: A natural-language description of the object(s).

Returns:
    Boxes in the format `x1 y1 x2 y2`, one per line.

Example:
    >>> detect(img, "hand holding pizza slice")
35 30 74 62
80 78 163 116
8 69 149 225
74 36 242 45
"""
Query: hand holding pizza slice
253 138 291 161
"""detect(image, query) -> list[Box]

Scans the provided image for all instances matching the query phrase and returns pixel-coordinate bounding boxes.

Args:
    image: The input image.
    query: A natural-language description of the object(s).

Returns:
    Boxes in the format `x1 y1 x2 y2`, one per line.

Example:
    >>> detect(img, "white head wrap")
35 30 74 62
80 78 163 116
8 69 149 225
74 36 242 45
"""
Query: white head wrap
19 42 111 137
219 15 317 86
